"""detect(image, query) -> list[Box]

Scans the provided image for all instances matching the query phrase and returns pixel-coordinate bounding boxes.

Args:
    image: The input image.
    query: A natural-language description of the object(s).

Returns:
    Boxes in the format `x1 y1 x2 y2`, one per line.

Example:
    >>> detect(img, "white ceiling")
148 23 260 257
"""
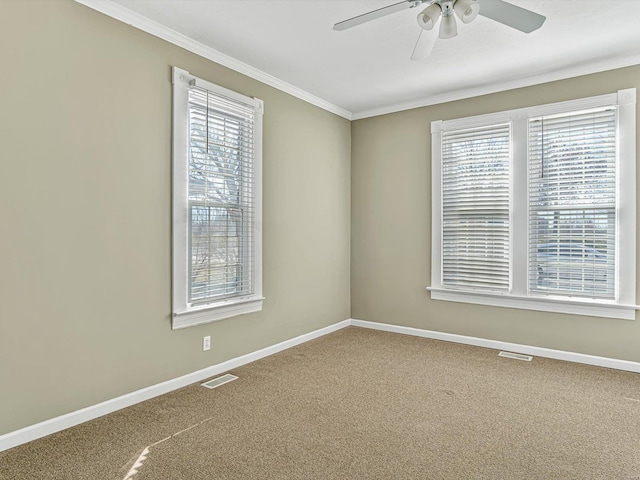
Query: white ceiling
99 0 640 119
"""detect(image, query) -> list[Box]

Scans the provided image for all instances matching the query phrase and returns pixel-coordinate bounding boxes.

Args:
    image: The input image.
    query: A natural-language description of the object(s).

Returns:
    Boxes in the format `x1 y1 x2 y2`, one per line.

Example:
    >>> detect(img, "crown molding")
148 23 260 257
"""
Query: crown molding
352 53 640 120
74 1 640 123
74 0 353 120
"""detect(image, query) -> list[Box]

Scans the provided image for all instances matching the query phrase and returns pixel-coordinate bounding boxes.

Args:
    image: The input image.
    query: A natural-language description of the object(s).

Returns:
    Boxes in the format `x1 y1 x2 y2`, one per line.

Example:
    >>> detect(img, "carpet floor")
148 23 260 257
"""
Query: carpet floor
1 326 639 479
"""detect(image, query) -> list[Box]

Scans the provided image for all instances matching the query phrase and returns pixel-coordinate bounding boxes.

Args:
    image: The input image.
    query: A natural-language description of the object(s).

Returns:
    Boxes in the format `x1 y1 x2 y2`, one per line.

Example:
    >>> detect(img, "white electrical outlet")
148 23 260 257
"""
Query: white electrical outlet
203 336 211 351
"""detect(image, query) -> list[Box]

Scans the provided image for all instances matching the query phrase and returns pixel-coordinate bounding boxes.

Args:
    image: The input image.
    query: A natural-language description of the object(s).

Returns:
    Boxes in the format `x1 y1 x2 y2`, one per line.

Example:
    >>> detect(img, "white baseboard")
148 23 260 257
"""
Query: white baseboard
0 319 351 453
350 319 640 374
4 317 639 453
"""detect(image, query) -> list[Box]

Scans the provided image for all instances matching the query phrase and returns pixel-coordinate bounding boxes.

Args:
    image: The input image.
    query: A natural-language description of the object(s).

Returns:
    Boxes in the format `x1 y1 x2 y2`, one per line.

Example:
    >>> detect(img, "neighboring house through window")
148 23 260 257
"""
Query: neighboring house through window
430 89 636 320
172 67 263 329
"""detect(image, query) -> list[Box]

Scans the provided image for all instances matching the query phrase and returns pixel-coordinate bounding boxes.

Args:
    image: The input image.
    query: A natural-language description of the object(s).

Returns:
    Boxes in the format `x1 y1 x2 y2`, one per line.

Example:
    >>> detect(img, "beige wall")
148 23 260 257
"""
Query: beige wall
2 0 639 441
352 65 640 363
0 1 350 435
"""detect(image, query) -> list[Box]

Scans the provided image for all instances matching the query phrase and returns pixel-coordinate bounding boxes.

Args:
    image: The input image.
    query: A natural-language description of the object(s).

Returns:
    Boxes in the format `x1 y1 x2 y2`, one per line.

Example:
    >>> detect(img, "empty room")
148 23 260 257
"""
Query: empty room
1 0 640 478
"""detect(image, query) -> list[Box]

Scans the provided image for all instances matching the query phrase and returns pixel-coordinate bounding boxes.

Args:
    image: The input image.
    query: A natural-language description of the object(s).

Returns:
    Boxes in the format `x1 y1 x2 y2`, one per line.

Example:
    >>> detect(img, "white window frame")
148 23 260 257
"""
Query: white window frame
429 89 636 320
172 66 264 329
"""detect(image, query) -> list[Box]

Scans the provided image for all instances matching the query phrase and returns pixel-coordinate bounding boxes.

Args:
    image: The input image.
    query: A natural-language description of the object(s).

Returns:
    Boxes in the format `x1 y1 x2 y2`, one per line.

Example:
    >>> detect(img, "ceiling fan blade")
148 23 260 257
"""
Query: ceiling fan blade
333 0 422 31
411 29 437 60
478 0 546 33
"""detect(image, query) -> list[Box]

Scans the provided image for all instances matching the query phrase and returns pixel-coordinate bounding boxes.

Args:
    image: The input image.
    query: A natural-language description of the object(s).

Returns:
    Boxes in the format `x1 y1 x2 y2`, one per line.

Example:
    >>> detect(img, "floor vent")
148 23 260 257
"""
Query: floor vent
201 374 238 389
498 351 533 362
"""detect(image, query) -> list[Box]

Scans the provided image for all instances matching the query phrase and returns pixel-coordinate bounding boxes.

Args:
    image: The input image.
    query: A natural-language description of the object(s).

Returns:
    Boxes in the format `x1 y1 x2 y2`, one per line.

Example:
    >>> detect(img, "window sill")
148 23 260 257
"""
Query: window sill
172 296 264 329
426 287 636 321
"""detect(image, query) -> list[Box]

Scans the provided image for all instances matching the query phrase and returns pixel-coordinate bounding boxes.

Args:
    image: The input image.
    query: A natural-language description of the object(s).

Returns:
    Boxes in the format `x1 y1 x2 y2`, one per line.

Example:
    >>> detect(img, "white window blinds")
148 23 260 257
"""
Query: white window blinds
441 124 511 291
187 86 256 304
528 107 617 299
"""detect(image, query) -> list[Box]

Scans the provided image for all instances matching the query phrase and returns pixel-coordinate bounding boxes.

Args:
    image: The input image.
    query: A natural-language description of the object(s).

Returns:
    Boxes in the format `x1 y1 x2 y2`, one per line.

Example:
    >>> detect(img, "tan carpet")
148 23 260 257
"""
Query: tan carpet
1 326 640 479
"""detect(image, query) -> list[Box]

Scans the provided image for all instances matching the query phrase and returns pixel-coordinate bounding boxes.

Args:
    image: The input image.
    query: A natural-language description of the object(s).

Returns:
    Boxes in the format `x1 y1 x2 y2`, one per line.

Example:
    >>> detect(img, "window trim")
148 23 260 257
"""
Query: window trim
429 89 636 320
172 66 264 329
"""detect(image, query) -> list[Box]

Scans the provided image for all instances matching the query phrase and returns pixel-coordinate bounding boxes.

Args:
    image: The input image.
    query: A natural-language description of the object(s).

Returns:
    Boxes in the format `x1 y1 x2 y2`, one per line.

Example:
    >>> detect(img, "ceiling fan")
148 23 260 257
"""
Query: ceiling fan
333 0 546 60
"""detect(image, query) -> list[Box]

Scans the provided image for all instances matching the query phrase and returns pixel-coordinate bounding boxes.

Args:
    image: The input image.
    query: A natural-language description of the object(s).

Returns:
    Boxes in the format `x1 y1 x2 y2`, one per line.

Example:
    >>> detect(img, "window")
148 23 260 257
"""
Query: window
430 89 636 320
172 67 263 329
442 123 511 292
528 108 616 299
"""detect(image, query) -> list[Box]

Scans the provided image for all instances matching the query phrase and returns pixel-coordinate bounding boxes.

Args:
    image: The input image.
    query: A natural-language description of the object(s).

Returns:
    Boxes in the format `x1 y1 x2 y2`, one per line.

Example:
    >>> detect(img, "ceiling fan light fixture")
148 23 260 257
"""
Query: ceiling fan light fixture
439 12 457 39
453 0 480 24
417 3 442 31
